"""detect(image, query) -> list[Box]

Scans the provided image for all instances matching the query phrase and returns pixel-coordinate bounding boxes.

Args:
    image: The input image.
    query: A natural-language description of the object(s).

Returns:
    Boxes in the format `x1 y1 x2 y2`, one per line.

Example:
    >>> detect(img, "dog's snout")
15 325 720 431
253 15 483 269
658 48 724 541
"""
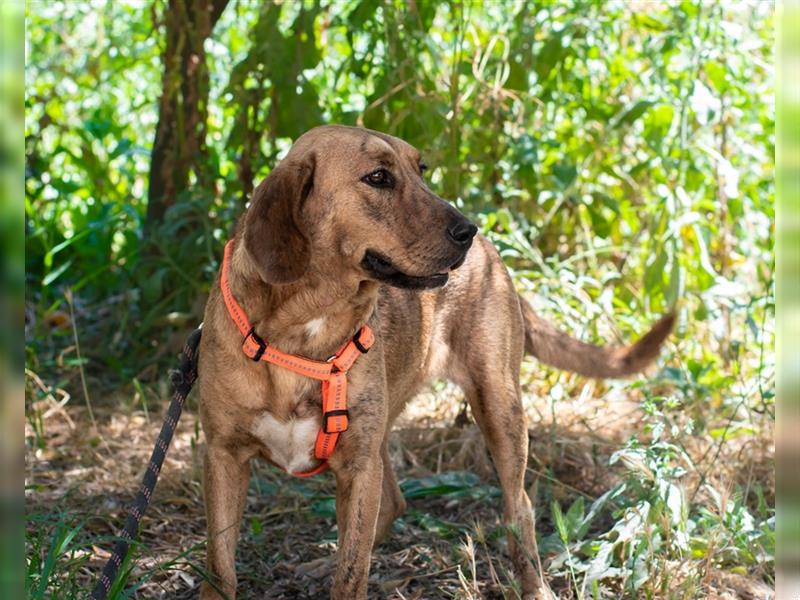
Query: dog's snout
447 220 478 246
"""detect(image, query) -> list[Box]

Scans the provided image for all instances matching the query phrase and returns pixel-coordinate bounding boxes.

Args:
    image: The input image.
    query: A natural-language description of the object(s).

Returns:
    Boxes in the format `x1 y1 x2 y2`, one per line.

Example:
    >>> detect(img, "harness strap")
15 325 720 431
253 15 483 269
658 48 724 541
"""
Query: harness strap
221 240 374 477
90 327 202 600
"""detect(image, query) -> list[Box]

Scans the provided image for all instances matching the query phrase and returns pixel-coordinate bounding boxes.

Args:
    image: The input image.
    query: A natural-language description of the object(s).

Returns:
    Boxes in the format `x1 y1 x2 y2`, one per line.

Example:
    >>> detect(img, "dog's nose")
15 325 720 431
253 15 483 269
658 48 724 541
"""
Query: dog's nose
447 220 478 246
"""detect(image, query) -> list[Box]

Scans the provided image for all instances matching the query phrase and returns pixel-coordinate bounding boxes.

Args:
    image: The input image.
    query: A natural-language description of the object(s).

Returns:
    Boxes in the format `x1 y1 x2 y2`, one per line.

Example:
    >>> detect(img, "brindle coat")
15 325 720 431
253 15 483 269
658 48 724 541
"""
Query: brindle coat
197 125 674 599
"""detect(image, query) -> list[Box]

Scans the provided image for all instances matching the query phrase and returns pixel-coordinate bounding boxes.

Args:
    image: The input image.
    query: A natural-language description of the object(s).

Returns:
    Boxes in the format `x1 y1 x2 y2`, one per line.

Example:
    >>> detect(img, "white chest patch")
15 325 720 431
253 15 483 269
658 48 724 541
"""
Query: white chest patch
304 317 326 338
251 414 318 473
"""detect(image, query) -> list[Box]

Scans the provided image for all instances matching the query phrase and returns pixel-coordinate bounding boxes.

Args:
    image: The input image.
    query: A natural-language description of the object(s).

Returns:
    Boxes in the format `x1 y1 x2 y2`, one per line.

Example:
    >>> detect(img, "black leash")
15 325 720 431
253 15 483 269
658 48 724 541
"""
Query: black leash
90 327 202 600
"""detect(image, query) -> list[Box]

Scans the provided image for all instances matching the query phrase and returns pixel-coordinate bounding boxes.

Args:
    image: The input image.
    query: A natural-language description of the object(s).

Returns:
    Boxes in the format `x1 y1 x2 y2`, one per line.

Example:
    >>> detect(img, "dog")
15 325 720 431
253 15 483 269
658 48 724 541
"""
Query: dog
196 125 674 599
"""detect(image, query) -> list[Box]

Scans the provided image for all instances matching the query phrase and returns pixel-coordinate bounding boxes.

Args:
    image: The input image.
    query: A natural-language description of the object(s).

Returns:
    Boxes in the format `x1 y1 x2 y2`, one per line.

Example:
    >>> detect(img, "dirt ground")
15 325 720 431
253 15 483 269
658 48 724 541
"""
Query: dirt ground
25 368 774 599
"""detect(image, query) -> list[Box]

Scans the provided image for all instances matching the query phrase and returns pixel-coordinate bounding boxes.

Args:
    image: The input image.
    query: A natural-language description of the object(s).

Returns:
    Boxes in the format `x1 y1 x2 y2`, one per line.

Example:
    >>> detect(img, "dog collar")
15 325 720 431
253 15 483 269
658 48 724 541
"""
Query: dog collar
220 240 374 477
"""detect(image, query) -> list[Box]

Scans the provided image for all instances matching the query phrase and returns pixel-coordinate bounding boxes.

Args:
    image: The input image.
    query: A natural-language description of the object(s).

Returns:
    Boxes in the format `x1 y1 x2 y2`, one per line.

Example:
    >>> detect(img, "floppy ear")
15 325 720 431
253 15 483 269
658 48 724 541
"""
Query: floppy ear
243 155 315 284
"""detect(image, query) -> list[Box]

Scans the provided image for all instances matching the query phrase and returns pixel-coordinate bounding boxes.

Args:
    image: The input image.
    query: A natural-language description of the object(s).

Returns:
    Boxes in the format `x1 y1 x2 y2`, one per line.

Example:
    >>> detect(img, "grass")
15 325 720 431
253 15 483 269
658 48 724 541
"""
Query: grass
24 341 774 599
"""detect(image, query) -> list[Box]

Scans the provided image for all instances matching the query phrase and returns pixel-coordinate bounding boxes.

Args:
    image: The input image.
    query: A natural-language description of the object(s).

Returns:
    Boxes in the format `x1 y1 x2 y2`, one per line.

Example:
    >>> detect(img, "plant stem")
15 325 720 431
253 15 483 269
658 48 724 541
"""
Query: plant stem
65 289 98 433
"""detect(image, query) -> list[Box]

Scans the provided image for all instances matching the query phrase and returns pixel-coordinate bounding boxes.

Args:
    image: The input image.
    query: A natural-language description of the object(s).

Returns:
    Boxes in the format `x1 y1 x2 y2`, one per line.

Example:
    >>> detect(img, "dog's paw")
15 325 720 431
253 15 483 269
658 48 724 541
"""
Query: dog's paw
522 589 556 600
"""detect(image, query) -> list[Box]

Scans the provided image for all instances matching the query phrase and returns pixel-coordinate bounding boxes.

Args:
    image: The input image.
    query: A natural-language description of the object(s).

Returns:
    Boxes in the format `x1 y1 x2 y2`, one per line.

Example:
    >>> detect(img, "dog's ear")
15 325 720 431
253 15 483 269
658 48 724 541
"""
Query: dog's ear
244 155 315 284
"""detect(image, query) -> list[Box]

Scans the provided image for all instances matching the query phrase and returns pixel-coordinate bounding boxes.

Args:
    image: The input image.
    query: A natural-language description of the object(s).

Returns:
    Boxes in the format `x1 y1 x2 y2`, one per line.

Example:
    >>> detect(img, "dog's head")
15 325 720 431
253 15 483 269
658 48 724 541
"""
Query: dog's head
243 125 477 289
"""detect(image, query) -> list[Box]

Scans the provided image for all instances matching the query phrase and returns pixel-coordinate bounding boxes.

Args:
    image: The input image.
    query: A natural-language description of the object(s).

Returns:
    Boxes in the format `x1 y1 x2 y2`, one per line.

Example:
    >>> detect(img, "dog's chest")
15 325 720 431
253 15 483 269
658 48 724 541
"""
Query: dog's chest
251 413 318 473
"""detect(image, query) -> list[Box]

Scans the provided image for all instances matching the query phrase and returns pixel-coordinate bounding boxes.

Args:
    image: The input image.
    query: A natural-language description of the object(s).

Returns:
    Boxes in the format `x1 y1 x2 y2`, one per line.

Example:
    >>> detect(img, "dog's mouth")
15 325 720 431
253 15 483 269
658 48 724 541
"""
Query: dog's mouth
362 250 466 290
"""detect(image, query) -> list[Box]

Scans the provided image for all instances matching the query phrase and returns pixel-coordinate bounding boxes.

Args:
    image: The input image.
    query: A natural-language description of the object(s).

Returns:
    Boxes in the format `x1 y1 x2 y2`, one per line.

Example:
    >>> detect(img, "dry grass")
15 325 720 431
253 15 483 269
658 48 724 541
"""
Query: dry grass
25 360 774 599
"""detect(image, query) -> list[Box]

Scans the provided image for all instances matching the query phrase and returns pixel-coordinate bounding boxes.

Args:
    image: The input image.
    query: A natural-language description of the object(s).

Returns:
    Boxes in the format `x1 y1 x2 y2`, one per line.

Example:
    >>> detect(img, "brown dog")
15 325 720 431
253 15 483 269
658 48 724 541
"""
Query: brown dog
196 125 673 599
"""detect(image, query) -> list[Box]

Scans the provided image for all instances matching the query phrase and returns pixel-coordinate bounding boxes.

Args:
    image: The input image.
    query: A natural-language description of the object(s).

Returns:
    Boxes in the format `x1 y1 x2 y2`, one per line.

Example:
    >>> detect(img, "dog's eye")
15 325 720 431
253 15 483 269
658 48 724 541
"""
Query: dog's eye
363 168 394 189
419 162 428 173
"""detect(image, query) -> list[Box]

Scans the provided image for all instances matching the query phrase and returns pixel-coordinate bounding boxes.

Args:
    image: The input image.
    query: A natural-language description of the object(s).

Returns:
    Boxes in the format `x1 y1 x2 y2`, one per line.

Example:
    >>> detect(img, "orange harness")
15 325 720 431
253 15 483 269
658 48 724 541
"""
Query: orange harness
220 240 375 477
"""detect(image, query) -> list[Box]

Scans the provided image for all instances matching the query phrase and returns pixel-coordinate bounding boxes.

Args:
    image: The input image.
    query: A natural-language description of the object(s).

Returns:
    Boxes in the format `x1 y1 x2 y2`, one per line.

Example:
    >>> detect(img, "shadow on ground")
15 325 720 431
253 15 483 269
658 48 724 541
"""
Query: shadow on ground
26 378 773 599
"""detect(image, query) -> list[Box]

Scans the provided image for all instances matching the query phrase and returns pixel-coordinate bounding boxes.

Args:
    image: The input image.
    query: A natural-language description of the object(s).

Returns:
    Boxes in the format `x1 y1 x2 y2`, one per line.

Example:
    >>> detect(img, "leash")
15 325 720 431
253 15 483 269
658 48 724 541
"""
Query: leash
220 239 374 477
89 326 202 600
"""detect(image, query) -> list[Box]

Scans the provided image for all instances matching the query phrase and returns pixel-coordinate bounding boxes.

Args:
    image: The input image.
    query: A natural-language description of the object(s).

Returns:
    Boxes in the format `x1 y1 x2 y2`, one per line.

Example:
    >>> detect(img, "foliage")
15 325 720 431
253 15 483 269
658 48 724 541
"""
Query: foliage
25 0 774 598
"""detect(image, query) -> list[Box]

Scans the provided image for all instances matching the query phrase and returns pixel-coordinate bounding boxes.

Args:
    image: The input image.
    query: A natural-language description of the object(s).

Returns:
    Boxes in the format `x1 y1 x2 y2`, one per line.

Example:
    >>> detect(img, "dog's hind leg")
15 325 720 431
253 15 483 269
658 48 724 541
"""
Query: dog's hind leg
374 443 407 545
461 375 545 600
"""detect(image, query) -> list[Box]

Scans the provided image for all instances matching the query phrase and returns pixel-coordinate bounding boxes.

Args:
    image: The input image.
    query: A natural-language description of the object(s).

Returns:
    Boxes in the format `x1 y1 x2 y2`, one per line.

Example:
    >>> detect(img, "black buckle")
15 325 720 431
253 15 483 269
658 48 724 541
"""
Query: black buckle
352 329 369 354
323 409 349 434
244 327 267 361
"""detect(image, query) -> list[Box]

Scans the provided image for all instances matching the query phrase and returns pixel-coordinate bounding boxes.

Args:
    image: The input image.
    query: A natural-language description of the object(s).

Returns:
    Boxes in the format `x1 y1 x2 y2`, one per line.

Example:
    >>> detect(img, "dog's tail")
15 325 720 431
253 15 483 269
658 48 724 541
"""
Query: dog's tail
519 296 674 378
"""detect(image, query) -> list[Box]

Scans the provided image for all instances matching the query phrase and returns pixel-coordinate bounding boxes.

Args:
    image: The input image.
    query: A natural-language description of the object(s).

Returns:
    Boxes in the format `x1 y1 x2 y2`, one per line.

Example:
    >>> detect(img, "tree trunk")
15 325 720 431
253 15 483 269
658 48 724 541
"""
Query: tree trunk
145 0 228 236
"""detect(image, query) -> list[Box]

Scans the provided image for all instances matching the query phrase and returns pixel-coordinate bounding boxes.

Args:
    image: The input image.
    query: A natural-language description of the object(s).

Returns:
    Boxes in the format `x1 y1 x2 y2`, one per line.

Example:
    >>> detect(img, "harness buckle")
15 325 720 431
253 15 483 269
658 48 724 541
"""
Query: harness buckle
242 327 267 361
352 328 370 354
322 409 349 434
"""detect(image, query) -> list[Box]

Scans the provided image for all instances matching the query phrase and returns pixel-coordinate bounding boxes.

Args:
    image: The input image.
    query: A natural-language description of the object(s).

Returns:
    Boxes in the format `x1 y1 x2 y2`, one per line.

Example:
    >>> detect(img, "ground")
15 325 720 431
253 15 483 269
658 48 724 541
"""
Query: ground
25 363 774 599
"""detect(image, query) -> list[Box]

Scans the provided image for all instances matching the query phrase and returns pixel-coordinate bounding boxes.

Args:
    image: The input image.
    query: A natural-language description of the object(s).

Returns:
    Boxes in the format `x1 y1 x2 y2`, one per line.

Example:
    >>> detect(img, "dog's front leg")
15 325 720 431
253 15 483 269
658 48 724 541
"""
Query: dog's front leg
327 374 387 600
200 444 251 600
330 453 383 599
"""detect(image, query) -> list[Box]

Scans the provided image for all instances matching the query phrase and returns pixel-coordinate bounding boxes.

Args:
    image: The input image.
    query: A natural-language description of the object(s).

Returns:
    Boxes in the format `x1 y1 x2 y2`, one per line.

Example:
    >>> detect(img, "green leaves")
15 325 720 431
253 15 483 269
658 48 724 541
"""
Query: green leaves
400 472 501 500
553 162 578 190
534 28 571 85
552 496 588 545
704 59 728 93
613 100 657 129
30 518 86 600
644 245 668 297
645 104 675 147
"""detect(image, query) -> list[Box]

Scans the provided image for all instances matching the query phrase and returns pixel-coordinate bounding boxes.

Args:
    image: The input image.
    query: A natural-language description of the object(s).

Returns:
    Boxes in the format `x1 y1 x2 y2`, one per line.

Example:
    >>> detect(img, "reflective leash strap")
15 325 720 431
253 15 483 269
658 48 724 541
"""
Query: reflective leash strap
90 327 202 600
